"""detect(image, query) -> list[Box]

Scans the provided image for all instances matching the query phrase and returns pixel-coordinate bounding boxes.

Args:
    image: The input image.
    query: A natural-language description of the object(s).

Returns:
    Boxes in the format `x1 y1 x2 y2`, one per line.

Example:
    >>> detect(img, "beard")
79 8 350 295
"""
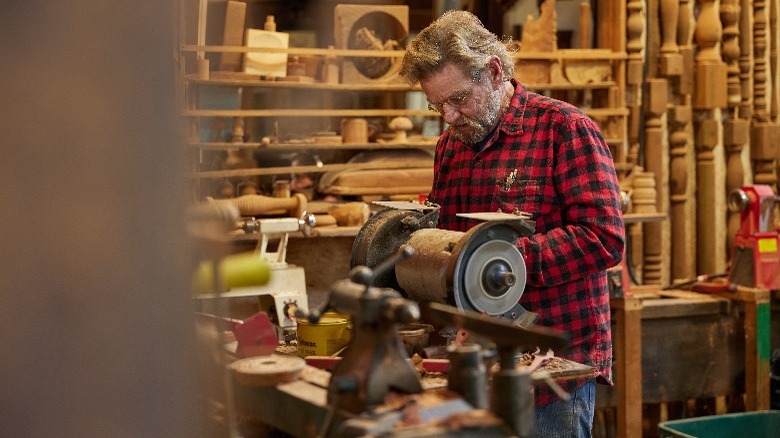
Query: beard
448 83 503 144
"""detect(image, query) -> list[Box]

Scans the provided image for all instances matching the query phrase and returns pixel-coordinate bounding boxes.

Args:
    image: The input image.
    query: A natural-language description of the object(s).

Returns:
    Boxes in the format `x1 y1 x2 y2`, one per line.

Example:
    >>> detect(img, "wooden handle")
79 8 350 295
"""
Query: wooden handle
209 193 307 217
328 202 370 226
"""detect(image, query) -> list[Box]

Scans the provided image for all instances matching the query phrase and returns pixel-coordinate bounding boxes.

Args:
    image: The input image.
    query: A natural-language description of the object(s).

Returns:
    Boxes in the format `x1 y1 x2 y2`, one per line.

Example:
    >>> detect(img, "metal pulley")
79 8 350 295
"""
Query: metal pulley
351 205 538 326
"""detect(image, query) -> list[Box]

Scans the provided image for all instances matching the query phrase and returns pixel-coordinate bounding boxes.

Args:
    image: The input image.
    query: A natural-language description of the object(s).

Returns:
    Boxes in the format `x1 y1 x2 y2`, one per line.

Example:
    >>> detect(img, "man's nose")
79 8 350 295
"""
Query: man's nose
441 104 461 124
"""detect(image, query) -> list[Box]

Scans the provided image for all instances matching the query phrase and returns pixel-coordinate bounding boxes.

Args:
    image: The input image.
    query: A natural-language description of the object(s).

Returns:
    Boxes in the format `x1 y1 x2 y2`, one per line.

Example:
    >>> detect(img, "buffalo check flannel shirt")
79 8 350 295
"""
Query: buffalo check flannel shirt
428 80 625 406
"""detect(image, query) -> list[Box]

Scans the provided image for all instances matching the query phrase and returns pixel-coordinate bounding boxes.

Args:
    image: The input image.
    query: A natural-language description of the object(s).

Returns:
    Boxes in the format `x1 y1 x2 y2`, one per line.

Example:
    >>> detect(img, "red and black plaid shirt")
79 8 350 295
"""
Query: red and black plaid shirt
428 80 625 406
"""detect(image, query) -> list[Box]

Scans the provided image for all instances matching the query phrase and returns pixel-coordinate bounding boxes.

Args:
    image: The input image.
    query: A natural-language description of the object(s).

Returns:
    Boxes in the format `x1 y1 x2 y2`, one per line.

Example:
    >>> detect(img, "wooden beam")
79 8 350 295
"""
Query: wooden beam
612 297 643 438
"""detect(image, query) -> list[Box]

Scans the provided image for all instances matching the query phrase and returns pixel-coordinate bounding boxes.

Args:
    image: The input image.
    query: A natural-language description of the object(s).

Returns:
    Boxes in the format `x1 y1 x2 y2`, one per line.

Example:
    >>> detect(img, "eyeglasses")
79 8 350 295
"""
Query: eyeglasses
427 86 474 114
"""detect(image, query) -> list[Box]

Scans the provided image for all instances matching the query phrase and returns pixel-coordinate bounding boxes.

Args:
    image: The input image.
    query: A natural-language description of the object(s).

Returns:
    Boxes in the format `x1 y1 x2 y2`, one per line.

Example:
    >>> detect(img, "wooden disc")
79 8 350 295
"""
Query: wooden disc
230 354 306 387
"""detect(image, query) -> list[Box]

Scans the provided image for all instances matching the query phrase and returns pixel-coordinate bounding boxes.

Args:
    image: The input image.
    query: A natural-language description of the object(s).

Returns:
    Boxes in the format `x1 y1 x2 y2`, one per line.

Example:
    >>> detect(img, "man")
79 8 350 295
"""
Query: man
399 10 625 438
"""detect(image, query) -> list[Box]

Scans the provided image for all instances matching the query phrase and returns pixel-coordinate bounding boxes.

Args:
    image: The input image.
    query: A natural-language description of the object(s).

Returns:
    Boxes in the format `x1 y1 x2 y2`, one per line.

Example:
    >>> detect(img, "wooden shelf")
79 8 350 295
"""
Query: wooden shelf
186 75 420 91
623 212 667 224
188 141 437 151
180 45 626 61
186 75 617 92
190 158 433 180
183 108 436 118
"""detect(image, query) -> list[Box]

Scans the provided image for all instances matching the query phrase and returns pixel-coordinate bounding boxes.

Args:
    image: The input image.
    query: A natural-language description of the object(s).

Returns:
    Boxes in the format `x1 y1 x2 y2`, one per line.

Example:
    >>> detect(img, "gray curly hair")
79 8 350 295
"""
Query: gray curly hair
399 10 514 85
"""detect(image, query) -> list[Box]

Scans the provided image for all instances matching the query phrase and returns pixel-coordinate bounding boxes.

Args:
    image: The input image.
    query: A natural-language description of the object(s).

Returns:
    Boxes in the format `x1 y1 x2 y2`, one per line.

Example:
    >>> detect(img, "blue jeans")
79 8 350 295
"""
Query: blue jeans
534 379 595 438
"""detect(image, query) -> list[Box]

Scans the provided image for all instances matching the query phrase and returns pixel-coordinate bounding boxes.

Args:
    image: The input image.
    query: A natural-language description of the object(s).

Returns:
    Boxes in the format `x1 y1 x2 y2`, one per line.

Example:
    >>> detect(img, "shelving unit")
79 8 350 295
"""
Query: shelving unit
177 2 630 204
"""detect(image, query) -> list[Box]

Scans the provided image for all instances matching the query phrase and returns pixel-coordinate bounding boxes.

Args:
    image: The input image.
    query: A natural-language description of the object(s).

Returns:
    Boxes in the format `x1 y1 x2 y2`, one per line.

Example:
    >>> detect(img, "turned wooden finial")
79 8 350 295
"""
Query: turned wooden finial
264 15 276 32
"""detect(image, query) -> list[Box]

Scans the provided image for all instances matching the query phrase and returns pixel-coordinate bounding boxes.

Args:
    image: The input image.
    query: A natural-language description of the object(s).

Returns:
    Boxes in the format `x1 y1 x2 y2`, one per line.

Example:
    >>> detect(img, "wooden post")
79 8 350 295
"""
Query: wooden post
751 0 779 188
718 287 772 411
643 79 669 285
626 0 645 167
669 0 698 280
721 0 748 260
612 297 643 438
694 0 728 275
739 0 754 121
659 0 683 75
669 104 693 280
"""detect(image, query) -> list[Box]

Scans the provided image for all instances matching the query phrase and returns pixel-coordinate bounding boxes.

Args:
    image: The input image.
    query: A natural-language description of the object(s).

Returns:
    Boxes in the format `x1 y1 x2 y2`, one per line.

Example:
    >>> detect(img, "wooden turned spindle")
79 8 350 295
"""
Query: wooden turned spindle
720 0 748 259
208 193 307 219
642 79 669 286
695 118 723 274
660 0 680 53
739 0 754 120
668 0 697 278
721 0 742 108
625 0 645 169
753 0 769 121
693 0 728 108
724 119 749 256
751 0 778 188
669 105 693 280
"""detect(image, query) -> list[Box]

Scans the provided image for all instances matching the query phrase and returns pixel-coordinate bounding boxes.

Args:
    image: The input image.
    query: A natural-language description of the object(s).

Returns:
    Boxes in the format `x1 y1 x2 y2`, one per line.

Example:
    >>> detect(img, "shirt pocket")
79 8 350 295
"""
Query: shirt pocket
495 176 550 219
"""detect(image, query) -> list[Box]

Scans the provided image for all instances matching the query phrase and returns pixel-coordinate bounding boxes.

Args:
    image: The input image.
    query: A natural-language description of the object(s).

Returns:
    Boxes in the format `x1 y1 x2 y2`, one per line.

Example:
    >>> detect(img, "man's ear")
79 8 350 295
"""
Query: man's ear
487 55 504 89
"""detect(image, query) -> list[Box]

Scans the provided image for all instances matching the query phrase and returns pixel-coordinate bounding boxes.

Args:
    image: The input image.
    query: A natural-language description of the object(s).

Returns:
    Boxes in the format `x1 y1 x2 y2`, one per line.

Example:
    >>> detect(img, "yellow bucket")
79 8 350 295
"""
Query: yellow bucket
296 313 351 357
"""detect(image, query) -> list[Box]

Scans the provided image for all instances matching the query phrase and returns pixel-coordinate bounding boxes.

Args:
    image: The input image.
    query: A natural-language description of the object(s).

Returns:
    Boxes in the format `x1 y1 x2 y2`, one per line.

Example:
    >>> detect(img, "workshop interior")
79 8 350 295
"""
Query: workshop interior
2 0 780 437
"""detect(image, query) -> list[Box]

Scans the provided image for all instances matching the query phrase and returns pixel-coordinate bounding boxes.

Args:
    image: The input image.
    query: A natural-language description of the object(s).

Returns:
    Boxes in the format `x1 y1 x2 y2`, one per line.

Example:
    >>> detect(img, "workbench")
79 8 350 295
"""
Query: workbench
599 286 772 437
231 354 594 437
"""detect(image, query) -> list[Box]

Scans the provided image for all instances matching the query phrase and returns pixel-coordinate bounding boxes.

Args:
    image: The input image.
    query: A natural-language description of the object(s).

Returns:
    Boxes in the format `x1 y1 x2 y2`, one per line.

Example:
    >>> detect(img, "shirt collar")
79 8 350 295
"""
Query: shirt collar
502 78 526 135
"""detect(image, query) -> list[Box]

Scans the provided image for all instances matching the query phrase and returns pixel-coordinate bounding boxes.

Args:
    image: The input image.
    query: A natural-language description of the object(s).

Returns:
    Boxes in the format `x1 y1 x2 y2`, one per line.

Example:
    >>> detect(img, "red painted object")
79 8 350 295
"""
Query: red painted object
233 312 279 358
729 185 780 291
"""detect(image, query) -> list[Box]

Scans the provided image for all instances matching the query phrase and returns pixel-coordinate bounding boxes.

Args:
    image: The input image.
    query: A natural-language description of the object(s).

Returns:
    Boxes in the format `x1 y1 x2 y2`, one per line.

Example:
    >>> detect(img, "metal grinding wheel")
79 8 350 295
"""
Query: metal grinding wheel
460 239 526 315
448 220 536 323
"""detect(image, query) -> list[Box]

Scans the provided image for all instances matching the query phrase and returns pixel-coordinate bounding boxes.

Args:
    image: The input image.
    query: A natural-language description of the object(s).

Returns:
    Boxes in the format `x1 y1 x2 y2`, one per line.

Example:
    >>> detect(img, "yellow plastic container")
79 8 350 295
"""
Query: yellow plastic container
296 313 351 357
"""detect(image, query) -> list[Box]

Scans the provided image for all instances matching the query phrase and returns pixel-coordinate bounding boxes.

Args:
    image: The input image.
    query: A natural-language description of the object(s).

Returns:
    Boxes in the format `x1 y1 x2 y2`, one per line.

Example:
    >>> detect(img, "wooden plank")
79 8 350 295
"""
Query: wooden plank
181 45 627 60
218 1 246 72
737 290 772 411
612 297 643 438
641 298 730 319
183 108 436 117
623 212 667 224
187 141 436 151
190 159 433 180
640 313 742 402
186 75 617 91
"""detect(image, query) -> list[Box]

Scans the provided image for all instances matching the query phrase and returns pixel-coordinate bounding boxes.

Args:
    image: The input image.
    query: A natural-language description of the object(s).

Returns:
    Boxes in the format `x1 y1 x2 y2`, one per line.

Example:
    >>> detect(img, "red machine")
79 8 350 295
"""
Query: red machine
728 185 780 290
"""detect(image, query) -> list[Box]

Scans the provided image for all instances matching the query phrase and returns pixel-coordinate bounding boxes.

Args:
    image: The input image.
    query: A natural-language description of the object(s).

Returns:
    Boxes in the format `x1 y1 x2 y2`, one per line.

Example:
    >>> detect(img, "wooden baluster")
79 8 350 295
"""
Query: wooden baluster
669 104 693 280
721 0 748 258
660 0 684 75
739 0 754 121
643 79 669 285
721 0 743 109
626 0 646 167
754 0 769 122
678 0 696 95
773 1 780 192
752 0 780 187
640 0 672 286
694 0 728 275
668 0 697 280
659 0 683 283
